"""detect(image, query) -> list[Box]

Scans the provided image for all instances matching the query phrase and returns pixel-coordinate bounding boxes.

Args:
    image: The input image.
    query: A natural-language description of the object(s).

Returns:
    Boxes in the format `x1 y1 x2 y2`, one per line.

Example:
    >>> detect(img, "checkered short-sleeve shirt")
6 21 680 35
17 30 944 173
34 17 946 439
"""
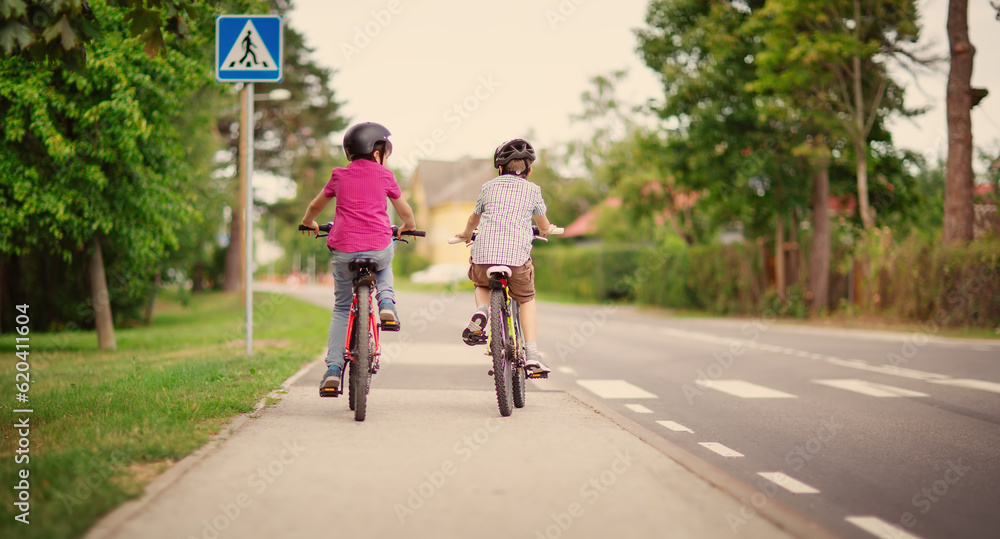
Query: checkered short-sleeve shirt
471 175 547 266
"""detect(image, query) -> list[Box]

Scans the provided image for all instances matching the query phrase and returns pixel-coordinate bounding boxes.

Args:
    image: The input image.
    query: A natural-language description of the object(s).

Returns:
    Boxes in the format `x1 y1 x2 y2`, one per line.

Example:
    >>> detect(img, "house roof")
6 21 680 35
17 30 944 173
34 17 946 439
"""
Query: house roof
411 158 494 207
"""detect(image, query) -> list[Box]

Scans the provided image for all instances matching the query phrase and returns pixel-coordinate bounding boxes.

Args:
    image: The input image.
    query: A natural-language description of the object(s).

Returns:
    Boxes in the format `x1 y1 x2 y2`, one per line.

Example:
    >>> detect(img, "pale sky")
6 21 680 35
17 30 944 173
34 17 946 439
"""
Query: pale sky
283 0 1000 180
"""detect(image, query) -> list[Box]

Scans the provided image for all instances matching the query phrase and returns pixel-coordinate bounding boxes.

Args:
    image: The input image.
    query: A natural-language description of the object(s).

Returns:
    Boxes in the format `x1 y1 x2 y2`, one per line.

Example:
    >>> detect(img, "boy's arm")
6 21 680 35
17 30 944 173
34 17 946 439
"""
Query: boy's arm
457 213 481 241
534 213 552 237
390 197 417 238
300 190 333 235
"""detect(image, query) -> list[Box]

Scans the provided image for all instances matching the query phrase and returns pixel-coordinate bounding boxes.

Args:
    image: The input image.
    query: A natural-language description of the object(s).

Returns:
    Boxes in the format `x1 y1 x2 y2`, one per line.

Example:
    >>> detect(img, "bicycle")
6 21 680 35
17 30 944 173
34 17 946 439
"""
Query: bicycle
449 225 563 417
300 222 425 421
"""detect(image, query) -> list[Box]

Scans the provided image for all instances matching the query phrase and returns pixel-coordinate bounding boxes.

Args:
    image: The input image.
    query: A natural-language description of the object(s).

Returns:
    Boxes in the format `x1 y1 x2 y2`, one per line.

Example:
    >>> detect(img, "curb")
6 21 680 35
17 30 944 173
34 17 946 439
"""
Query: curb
83 354 326 539
564 387 841 539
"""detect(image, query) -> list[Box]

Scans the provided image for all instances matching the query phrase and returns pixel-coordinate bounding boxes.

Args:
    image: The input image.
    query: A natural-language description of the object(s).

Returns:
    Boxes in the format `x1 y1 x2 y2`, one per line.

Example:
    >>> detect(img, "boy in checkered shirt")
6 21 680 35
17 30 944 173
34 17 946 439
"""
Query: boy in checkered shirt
454 138 553 375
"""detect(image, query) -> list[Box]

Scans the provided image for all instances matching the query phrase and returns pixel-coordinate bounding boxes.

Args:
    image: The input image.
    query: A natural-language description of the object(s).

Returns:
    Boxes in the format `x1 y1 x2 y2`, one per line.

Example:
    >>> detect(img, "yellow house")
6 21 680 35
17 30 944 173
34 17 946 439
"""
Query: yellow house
408 157 495 266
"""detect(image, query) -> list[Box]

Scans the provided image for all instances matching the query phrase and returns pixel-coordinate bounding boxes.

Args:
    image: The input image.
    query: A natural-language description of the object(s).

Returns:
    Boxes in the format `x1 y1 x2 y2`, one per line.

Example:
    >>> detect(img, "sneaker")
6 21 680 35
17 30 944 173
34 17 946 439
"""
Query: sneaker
379 298 400 330
319 366 342 396
462 311 488 346
524 350 551 375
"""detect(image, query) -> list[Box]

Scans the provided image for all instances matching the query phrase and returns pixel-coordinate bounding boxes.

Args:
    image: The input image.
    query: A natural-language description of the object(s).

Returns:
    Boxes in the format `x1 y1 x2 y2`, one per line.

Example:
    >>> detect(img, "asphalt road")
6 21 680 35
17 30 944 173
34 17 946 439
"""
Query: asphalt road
261 283 999 539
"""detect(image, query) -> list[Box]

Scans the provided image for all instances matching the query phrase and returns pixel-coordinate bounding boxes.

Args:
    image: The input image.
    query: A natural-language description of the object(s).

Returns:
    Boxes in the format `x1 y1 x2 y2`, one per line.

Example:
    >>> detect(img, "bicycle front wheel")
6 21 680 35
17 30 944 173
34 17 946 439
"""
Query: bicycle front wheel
353 284 371 422
510 301 526 409
490 289 513 417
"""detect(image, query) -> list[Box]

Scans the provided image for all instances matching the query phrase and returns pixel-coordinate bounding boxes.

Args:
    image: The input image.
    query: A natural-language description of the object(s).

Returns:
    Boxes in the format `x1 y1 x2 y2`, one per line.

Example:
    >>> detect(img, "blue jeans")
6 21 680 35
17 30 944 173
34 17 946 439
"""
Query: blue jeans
326 243 395 370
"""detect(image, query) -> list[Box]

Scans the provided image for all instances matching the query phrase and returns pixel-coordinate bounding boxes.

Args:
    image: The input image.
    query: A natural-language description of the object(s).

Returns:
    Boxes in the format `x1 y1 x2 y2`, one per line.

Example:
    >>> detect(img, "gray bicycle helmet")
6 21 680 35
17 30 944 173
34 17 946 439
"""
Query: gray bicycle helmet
493 138 536 169
343 122 392 161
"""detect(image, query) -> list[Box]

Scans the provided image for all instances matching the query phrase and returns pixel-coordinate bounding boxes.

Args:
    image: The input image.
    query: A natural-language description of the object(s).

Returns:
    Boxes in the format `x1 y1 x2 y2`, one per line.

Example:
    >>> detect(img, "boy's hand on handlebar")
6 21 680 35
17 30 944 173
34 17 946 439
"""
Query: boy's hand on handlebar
300 221 320 236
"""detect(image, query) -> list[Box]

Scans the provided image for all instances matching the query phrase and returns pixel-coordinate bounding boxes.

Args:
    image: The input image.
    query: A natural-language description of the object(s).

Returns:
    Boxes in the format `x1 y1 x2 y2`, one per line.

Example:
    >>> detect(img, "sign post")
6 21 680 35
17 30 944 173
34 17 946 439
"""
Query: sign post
216 15 283 356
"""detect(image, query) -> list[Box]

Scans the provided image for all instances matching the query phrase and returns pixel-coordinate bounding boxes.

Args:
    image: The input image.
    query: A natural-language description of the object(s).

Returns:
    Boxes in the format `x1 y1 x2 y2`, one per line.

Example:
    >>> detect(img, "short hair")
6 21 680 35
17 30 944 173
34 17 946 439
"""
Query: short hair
502 159 528 176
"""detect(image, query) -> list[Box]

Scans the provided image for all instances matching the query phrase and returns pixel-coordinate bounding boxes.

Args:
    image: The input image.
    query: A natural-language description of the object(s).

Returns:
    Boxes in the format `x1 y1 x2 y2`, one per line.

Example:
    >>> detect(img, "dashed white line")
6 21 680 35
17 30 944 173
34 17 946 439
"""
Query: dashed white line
813 379 929 398
932 378 1000 394
845 516 923 539
699 442 744 457
695 379 798 399
624 404 653 414
657 420 694 433
756 472 820 494
824 358 950 381
557 366 576 375
576 379 658 399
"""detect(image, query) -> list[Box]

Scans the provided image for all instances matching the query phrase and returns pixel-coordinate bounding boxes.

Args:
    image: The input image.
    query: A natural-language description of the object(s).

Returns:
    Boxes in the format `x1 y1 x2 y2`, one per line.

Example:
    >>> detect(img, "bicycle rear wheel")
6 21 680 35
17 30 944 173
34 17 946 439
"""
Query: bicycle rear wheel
510 301 526 409
353 284 371 422
490 289 513 417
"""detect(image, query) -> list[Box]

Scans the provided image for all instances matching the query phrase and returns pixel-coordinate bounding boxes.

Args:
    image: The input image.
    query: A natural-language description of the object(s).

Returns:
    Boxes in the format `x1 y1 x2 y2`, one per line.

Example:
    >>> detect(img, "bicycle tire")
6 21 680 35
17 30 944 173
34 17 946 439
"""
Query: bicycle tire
510 301 526 408
353 284 371 422
491 288 513 417
347 360 356 411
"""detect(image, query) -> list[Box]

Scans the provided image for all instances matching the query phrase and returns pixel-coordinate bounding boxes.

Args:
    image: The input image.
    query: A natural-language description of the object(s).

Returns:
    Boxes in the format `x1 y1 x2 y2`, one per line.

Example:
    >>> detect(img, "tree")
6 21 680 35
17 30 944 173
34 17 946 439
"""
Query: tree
0 0 214 345
943 0 987 244
752 0 928 231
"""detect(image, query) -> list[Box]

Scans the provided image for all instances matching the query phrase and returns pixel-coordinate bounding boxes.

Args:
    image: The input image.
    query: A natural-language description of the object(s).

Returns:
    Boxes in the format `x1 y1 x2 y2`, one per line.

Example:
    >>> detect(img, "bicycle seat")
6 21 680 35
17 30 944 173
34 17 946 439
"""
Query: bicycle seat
487 266 512 277
348 258 378 272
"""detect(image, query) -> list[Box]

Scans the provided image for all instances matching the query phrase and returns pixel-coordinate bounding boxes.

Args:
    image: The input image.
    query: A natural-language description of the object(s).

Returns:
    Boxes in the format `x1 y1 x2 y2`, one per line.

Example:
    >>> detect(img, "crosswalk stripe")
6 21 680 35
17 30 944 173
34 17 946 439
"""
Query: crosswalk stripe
813 379 928 398
624 404 653 414
576 379 658 399
756 472 820 494
699 442 744 457
657 420 693 433
932 378 1000 394
845 516 923 539
695 380 797 399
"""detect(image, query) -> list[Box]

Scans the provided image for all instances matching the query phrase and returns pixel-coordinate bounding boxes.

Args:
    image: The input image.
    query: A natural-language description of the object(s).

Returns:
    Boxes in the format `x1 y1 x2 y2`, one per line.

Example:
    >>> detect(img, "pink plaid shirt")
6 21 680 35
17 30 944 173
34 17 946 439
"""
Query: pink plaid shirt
322 159 402 253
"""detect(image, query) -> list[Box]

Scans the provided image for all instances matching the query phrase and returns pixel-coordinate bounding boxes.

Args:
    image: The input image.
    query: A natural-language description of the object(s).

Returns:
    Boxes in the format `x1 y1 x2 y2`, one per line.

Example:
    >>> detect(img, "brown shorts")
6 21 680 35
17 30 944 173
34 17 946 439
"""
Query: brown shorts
468 258 535 303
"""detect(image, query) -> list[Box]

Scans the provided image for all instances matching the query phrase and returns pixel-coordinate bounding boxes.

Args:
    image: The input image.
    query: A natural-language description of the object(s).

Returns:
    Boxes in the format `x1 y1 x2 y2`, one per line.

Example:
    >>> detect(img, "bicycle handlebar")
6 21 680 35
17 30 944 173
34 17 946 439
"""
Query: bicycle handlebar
448 225 564 244
298 223 426 239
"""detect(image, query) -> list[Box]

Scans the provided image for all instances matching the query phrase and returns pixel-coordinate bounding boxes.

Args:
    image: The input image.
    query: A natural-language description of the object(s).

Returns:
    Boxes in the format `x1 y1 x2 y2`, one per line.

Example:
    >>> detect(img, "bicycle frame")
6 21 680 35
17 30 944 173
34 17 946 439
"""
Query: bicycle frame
487 275 519 363
344 273 380 371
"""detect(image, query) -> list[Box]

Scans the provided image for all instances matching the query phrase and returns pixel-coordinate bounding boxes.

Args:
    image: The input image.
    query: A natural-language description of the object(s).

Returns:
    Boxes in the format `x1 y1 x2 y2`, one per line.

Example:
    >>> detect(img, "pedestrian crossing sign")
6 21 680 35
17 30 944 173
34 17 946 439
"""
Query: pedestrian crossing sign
216 15 283 82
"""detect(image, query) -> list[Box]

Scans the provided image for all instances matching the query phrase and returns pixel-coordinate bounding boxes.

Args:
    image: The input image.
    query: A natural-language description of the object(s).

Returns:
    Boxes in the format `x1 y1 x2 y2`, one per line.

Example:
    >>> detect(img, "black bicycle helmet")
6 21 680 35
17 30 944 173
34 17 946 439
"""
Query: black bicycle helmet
343 122 392 161
493 138 536 169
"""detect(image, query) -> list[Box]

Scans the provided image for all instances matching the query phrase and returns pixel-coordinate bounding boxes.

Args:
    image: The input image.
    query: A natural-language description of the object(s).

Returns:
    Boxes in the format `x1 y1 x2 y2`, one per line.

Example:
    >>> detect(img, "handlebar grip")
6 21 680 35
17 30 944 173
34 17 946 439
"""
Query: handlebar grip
403 230 426 237
297 224 312 231
448 236 466 244
299 223 333 232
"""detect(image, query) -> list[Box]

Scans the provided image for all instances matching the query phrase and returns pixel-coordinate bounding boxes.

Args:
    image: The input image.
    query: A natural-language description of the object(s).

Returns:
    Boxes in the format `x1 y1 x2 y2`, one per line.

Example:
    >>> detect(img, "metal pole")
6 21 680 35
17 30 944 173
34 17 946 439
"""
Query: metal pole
245 82 255 356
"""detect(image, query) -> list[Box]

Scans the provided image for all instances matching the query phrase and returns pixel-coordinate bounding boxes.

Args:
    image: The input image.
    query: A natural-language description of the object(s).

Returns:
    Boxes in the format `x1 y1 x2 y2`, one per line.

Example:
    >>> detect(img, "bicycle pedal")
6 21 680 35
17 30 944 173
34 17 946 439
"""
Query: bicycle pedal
527 372 548 379
319 387 341 398
380 321 401 332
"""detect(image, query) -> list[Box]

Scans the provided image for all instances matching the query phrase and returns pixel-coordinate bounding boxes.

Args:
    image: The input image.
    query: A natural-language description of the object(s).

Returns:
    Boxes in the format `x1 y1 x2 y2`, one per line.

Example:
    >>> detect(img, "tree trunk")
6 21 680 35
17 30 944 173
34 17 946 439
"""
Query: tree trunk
144 271 161 325
88 238 117 350
775 212 786 301
852 0 875 230
810 164 831 316
192 261 205 293
224 215 241 291
944 0 975 244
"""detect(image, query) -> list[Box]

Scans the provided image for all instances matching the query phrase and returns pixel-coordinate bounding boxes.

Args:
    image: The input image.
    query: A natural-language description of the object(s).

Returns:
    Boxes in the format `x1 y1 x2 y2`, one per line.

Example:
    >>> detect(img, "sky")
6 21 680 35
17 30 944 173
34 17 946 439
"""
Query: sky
278 0 1000 183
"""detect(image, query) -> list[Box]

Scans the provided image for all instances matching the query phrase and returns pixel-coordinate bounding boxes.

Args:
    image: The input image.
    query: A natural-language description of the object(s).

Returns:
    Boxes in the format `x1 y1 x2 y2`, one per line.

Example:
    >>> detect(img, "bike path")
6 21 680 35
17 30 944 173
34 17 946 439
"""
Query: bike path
84 347 796 539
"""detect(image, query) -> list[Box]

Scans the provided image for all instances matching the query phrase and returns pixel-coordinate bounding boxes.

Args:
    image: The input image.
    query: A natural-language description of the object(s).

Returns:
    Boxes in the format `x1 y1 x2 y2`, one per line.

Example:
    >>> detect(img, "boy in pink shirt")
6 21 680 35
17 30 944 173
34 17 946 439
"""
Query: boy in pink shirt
301 122 416 394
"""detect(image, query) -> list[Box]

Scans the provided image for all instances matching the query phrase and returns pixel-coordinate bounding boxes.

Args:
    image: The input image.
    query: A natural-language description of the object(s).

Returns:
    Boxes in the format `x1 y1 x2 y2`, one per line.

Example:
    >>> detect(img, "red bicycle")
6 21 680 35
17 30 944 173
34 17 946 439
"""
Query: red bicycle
301 223 424 421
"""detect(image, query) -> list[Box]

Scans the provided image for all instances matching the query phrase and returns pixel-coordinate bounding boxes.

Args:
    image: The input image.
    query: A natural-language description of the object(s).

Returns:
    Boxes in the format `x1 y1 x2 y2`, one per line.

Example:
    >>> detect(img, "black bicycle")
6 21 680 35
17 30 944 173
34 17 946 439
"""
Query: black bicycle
450 225 562 416
300 223 425 421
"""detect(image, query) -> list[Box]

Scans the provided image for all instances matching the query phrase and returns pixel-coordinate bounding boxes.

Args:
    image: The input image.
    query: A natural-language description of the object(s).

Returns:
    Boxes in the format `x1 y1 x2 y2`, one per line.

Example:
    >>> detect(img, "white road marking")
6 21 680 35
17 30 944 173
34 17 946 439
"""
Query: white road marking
845 516 924 539
795 351 810 357
624 404 653 414
576 379 658 399
823 358 950 381
756 472 820 494
657 420 693 433
557 366 576 375
699 442 744 457
932 378 1000 394
695 379 798 399
813 379 929 397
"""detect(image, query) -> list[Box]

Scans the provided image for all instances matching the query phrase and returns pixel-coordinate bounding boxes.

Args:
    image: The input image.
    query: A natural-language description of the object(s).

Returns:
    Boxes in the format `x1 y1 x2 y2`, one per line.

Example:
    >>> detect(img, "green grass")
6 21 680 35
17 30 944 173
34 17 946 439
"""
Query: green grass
0 292 329 539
